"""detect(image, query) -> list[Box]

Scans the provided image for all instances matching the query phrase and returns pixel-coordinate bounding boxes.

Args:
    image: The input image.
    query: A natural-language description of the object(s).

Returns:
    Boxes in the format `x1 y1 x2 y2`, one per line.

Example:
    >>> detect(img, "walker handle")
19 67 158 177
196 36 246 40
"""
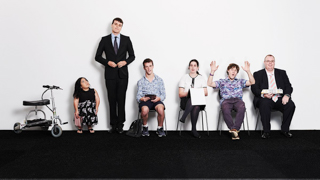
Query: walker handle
43 85 63 90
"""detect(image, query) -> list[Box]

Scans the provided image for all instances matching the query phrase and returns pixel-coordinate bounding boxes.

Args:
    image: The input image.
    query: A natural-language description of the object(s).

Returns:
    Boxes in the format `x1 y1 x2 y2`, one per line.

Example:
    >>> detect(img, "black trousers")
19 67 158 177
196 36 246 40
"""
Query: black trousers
105 77 128 128
257 97 295 133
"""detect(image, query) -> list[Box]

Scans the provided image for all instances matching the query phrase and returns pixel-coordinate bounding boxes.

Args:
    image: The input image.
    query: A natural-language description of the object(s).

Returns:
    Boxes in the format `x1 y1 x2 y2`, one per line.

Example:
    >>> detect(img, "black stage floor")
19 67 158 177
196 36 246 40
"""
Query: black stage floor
0 130 320 179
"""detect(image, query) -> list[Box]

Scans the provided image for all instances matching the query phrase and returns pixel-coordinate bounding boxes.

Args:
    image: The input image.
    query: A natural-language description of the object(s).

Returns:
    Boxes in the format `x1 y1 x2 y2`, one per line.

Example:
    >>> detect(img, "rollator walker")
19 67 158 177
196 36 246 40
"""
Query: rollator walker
13 85 68 137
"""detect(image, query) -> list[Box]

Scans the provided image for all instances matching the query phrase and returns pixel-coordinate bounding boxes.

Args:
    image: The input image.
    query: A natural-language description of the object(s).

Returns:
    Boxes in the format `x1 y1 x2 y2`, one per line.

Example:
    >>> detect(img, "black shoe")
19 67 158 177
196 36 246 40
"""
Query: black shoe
117 127 124 134
281 131 293 138
192 131 201 138
261 132 270 139
108 128 117 133
179 119 185 123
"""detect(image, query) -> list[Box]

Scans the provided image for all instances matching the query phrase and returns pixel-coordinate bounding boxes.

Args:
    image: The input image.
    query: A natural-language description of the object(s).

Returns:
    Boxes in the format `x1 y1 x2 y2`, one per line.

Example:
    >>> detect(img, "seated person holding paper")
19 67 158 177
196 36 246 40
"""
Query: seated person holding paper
179 59 208 138
251 54 295 139
136 58 166 137
207 61 255 140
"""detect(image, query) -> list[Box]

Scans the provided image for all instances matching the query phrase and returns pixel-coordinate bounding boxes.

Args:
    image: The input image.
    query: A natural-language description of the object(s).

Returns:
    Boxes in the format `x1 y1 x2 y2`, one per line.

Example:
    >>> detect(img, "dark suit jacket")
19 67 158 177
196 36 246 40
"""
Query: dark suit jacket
95 34 135 79
251 68 293 108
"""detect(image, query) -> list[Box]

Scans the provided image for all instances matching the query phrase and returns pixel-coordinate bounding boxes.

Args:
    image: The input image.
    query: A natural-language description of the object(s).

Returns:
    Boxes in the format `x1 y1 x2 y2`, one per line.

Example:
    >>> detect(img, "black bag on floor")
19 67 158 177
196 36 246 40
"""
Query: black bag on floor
126 119 143 137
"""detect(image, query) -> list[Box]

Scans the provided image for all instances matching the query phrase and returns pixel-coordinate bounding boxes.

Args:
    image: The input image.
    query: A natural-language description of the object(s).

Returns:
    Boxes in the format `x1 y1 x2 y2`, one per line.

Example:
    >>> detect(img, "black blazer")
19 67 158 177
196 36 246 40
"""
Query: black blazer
95 34 135 79
251 68 293 108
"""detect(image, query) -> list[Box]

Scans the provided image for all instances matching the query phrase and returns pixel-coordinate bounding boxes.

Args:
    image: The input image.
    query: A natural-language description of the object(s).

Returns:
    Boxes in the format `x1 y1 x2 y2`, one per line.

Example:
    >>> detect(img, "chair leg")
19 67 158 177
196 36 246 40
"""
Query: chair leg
177 110 182 131
204 110 209 136
255 110 263 135
255 109 263 135
164 115 168 135
245 110 250 136
179 120 182 136
217 109 222 135
255 113 259 131
201 111 204 131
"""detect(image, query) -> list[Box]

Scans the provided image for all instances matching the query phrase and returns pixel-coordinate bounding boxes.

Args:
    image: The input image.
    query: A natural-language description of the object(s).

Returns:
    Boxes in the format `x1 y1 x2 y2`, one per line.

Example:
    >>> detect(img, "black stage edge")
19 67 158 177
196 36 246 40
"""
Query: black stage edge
1 130 320 179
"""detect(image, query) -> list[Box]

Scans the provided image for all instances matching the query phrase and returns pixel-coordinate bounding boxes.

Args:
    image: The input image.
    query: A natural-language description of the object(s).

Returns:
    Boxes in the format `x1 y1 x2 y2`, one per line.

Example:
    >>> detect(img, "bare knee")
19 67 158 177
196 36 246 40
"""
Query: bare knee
155 105 165 117
141 106 149 117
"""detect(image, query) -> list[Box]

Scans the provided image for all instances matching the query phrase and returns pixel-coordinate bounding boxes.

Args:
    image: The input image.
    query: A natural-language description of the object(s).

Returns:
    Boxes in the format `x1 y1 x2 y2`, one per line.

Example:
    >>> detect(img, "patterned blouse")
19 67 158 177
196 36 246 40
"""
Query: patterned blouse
136 74 166 103
214 78 248 104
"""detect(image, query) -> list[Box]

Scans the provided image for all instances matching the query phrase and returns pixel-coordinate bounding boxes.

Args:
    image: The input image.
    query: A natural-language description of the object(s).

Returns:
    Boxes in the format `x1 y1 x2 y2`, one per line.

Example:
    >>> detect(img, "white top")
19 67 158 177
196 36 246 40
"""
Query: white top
179 74 207 92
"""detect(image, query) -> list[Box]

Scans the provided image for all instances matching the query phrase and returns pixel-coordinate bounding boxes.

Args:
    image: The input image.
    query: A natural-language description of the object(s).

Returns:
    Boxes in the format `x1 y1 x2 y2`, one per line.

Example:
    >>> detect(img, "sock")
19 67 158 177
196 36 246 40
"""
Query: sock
143 124 148 127
157 126 162 129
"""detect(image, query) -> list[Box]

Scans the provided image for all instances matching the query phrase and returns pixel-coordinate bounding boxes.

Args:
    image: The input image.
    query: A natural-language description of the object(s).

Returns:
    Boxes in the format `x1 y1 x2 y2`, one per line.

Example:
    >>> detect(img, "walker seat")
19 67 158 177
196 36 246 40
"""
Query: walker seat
23 99 50 106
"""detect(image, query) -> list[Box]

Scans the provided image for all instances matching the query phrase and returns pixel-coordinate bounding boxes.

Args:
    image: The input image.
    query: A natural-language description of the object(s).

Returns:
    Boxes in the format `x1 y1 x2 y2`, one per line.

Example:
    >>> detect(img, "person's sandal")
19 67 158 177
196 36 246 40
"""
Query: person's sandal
77 128 83 134
89 129 95 134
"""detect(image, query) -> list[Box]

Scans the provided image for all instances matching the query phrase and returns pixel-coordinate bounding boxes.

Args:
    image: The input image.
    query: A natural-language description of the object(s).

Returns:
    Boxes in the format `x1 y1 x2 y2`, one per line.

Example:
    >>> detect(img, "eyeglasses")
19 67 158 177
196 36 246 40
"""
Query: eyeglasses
265 60 275 63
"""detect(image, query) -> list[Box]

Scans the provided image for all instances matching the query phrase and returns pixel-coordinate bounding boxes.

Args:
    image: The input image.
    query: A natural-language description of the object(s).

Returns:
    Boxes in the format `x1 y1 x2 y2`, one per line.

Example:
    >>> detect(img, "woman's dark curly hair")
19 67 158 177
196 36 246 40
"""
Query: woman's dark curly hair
73 77 88 98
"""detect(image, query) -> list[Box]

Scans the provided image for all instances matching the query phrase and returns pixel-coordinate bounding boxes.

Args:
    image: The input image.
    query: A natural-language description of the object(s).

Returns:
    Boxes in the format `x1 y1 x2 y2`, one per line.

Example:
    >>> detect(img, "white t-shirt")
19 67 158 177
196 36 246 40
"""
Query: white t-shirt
179 74 207 92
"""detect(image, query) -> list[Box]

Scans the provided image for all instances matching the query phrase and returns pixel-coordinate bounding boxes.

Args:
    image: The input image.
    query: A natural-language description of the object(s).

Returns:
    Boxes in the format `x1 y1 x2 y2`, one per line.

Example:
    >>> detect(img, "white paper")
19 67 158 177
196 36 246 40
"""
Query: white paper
261 89 283 94
190 88 206 106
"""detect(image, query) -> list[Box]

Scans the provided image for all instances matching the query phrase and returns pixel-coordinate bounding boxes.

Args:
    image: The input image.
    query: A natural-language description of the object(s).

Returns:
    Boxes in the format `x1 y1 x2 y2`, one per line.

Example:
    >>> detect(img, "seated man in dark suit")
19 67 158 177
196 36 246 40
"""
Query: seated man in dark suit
251 54 296 139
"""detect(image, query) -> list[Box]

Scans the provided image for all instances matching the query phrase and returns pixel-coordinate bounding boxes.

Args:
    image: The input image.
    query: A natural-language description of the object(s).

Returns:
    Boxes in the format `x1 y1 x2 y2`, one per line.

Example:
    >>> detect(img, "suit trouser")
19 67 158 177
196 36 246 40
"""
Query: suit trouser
257 97 295 133
105 77 128 128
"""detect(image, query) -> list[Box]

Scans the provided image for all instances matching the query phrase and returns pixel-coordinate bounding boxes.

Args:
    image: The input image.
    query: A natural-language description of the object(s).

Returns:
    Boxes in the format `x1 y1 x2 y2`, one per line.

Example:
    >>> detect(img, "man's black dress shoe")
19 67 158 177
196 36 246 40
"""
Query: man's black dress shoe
108 128 117 133
193 134 201 138
261 132 270 139
281 131 293 138
117 127 124 134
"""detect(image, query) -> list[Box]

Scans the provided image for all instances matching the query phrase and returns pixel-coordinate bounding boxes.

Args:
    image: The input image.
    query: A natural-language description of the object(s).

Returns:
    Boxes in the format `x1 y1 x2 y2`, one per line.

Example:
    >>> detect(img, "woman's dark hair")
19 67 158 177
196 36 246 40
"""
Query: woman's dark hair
189 59 200 74
73 77 88 98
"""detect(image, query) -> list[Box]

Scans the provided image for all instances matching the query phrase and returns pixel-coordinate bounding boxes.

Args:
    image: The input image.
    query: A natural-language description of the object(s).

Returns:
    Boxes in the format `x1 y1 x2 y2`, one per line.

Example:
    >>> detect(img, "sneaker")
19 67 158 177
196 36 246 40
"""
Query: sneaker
156 127 166 137
229 129 240 140
142 127 150 137
232 135 240 140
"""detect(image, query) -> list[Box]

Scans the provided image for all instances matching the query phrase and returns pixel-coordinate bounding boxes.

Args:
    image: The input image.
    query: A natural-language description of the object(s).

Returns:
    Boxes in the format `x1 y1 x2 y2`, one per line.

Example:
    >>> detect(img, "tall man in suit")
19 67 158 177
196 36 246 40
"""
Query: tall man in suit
95 17 135 133
251 54 295 139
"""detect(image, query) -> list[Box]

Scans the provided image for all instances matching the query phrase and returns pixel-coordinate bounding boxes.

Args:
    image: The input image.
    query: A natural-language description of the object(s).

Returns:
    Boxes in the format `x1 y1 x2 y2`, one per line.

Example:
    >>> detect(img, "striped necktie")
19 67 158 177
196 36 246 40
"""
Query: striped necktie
269 74 278 102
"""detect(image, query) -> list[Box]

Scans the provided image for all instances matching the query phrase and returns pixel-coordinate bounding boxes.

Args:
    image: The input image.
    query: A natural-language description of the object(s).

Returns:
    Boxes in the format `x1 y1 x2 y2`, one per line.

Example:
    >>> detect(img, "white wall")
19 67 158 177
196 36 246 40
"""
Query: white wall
1 0 319 131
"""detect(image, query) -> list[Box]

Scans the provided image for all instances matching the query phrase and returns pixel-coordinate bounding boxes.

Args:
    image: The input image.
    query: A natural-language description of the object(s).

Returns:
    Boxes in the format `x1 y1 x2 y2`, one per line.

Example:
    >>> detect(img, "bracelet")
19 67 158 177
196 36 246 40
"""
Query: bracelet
209 73 214 76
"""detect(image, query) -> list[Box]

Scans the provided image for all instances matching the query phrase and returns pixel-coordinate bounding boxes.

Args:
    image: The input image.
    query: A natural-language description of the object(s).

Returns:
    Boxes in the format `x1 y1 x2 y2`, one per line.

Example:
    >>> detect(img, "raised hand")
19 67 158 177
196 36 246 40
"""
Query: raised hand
210 61 219 73
241 61 251 72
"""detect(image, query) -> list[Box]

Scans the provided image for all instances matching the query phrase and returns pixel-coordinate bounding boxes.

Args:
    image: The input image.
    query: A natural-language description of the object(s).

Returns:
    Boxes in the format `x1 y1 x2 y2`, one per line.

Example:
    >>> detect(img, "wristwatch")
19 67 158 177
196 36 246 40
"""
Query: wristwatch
285 94 291 98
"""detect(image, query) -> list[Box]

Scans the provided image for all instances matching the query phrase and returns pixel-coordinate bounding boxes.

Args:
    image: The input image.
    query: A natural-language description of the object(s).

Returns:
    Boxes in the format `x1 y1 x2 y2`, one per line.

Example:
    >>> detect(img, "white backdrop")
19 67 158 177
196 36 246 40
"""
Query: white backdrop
1 0 319 131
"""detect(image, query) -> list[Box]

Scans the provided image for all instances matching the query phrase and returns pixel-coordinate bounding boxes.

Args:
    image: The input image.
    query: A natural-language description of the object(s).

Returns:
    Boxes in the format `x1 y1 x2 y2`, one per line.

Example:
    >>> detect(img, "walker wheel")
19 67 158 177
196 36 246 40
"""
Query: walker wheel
51 125 62 137
13 123 22 134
